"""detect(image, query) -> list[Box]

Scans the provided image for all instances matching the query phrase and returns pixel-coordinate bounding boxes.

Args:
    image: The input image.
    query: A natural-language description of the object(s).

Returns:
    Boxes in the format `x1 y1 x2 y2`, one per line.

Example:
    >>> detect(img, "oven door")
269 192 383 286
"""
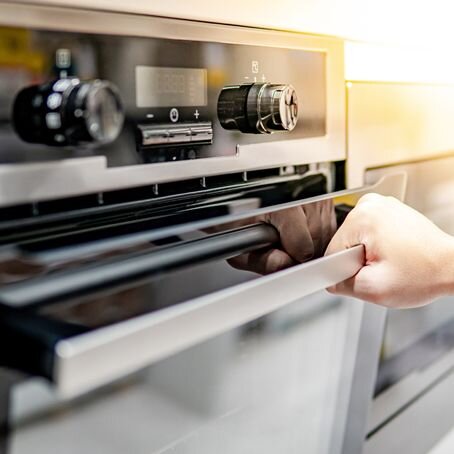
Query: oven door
1 173 405 454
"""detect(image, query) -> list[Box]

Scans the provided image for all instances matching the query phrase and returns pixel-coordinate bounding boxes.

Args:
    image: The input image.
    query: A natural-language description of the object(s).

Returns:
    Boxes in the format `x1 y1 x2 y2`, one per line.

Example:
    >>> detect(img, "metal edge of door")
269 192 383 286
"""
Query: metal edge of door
339 303 388 454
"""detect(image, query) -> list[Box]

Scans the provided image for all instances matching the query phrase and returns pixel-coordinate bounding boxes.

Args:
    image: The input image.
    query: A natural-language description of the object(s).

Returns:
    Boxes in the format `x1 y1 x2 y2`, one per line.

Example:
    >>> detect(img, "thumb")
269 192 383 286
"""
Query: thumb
327 262 387 305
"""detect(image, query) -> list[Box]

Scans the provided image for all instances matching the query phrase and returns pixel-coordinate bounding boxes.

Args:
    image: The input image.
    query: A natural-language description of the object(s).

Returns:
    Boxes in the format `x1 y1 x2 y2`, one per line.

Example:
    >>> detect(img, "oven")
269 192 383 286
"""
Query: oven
0 3 408 454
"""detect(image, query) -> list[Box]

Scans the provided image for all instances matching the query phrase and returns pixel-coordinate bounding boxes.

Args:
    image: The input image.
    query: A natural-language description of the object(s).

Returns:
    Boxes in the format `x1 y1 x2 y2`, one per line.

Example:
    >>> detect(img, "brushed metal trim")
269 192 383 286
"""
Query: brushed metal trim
54 245 364 398
0 2 345 208
0 141 338 207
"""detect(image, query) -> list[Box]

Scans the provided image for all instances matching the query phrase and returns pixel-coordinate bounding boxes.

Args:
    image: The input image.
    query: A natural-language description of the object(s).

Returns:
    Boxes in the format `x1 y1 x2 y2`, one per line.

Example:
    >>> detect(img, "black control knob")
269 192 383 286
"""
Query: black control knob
217 83 298 134
13 78 124 147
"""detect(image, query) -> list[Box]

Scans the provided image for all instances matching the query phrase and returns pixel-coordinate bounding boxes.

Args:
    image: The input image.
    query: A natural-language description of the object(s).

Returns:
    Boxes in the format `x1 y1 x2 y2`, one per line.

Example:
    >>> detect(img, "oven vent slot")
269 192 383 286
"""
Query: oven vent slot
0 204 34 222
38 194 99 215
156 179 206 197
247 168 282 180
102 178 202 204
204 172 244 188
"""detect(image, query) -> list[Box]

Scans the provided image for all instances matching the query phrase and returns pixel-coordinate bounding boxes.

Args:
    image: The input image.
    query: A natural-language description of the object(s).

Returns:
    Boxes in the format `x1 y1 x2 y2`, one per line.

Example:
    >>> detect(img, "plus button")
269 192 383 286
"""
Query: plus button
194 109 200 119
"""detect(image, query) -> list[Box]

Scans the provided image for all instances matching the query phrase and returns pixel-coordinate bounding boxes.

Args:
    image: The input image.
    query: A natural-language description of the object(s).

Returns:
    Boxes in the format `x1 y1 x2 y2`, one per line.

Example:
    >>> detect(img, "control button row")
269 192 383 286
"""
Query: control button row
139 122 213 147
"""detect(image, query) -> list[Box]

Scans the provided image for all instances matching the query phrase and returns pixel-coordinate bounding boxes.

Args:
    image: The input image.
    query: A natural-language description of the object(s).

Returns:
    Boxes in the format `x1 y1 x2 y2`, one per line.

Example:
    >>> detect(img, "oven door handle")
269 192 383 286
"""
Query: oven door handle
52 245 364 397
0 223 279 308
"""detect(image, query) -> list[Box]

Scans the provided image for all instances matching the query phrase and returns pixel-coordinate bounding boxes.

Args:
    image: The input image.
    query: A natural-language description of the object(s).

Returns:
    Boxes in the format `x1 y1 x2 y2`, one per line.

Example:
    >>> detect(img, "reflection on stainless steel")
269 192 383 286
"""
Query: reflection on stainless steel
0 224 280 308
215 200 337 275
0 241 158 284
0 257 47 284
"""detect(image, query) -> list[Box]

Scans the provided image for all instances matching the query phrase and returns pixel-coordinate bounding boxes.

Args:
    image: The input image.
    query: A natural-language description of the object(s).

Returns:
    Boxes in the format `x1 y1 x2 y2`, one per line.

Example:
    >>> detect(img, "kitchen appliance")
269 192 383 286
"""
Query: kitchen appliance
0 3 407 454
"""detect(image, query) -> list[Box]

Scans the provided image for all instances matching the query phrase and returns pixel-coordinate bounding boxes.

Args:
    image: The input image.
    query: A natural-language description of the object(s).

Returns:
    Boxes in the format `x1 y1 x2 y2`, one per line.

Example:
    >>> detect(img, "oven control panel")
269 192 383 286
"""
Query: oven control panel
0 24 328 166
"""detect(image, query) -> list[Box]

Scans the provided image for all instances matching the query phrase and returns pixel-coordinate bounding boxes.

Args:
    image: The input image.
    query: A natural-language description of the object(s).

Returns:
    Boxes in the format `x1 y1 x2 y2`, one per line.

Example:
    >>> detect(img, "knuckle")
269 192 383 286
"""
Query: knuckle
348 207 375 232
358 193 382 205
357 193 388 215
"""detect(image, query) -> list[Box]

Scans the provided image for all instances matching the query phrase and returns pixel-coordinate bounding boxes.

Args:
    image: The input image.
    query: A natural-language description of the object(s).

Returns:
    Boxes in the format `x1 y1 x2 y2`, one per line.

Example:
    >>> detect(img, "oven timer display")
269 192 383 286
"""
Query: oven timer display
135 66 207 108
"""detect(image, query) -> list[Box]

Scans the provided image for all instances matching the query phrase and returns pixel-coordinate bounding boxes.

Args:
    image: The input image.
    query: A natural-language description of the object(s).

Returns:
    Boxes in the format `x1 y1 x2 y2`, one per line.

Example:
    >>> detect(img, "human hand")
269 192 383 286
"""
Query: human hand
325 194 454 308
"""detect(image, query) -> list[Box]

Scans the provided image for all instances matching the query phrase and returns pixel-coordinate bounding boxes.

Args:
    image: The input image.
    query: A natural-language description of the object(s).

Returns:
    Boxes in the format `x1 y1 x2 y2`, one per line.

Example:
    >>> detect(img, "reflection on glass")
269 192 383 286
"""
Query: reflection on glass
215 199 337 275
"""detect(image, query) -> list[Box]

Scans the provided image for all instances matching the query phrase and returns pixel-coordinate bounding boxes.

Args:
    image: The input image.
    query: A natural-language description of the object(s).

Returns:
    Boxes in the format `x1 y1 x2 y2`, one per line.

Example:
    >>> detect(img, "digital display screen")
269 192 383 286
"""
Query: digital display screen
135 66 207 108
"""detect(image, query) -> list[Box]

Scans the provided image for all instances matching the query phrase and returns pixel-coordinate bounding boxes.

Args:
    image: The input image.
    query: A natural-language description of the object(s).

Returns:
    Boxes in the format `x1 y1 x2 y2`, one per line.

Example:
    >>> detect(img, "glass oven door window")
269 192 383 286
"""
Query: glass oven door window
10 290 360 454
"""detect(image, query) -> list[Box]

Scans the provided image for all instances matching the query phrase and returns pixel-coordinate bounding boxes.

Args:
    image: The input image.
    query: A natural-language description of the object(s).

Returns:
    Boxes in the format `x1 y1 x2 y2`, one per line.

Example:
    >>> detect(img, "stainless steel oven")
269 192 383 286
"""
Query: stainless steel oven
0 3 407 454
